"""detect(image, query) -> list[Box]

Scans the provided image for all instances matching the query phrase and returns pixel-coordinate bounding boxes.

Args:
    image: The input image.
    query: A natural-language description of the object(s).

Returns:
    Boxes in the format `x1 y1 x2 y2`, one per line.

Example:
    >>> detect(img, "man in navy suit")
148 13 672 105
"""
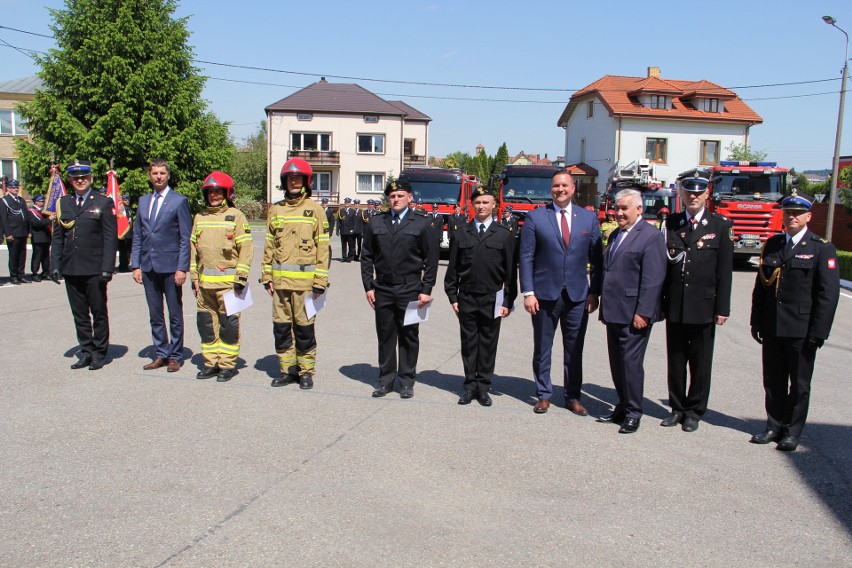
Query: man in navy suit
596 188 667 433
131 159 192 372
519 170 603 415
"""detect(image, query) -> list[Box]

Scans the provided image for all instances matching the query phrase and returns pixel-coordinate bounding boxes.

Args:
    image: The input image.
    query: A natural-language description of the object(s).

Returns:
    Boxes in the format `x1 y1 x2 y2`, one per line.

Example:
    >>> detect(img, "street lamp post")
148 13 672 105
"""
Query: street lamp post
823 15 848 242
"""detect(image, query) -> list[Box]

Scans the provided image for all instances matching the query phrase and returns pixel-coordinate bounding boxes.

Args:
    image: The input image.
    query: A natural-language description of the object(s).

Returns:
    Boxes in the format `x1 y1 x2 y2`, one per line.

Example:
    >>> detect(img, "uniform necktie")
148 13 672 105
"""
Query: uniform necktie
77 196 84 208
690 218 698 232
560 209 570 248
479 223 485 235
151 192 161 222
392 214 398 227
785 237 794 254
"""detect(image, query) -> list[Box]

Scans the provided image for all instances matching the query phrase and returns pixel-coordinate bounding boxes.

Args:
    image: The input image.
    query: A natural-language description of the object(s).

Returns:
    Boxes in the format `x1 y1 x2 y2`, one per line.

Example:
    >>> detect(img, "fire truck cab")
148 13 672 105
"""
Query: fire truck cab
496 164 561 226
603 160 678 224
397 167 478 249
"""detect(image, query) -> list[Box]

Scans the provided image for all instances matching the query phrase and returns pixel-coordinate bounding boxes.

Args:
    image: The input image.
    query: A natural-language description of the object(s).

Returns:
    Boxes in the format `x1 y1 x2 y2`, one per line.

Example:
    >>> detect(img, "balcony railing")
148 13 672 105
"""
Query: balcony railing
404 154 427 167
287 150 340 165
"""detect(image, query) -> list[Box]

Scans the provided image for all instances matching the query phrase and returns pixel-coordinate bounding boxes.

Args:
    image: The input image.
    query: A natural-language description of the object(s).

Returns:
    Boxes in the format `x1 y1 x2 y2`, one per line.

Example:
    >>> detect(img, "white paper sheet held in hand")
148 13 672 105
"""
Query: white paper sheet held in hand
404 300 431 326
494 288 505 319
305 292 327 319
224 285 253 316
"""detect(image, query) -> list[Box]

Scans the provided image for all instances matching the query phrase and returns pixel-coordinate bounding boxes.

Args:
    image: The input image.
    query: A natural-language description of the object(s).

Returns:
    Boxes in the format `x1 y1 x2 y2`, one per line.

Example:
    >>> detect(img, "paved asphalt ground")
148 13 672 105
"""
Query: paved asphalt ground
1 231 850 567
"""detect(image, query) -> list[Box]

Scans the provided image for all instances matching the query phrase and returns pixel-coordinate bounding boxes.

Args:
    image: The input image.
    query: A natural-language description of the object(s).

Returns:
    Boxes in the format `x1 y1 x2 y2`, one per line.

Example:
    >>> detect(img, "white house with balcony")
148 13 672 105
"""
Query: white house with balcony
557 67 763 196
265 79 431 203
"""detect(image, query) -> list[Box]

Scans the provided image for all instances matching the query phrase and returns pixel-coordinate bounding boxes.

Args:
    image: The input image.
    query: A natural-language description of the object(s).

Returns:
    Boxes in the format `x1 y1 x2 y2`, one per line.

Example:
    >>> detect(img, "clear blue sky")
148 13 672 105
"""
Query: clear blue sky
2 0 851 171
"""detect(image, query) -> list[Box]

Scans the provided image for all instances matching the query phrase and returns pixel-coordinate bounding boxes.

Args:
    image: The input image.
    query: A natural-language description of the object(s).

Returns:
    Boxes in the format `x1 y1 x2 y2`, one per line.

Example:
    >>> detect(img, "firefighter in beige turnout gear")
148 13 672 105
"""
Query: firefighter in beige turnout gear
190 171 253 382
262 158 330 389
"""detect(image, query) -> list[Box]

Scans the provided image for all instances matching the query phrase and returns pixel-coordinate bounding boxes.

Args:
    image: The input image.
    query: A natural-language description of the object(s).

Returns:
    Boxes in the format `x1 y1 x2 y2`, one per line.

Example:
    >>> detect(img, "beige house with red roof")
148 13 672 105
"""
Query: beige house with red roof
1 76 40 184
557 67 763 196
265 79 431 203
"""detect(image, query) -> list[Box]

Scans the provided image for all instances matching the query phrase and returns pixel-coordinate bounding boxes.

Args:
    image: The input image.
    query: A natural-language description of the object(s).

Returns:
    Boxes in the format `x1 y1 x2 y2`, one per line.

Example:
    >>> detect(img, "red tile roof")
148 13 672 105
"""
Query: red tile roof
557 74 762 126
565 163 598 176
266 81 429 121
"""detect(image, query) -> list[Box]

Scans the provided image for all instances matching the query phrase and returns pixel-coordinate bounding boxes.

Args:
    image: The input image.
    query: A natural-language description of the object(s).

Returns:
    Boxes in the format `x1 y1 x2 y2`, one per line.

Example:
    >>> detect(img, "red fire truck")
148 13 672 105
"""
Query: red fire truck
682 161 789 258
397 167 479 249
495 164 561 226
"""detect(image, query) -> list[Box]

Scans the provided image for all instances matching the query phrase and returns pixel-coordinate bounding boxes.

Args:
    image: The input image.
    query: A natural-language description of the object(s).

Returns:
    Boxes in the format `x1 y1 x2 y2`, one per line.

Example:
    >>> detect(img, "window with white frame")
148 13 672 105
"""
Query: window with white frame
645 138 667 163
364 115 379 123
1 158 18 179
357 134 384 154
700 140 720 165
291 132 330 151
0 110 28 136
586 100 594 118
703 98 720 113
649 95 668 109
357 173 384 193
311 172 331 197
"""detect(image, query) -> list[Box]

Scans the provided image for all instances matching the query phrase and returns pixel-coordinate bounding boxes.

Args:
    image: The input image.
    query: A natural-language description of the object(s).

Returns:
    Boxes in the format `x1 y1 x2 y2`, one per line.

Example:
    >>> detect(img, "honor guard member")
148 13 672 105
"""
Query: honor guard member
28 194 52 281
500 205 519 237
749 191 839 451
321 198 335 260
261 158 329 389
50 160 118 370
1 179 30 284
445 186 517 406
337 197 357 262
600 209 618 248
448 205 465 241
361 179 439 399
353 199 366 261
366 199 379 218
660 173 733 432
190 172 253 382
116 195 134 272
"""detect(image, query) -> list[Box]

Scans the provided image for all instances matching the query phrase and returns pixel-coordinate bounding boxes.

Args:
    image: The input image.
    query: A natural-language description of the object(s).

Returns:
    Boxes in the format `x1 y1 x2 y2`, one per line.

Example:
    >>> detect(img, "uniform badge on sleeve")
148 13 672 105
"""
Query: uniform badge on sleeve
828 258 837 269
303 210 314 217
225 215 235 221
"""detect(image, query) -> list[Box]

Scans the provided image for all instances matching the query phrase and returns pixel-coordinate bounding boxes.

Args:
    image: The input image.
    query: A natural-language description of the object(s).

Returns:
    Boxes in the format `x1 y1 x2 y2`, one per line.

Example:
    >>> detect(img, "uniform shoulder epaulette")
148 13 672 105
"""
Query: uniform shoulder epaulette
810 233 829 244
412 209 427 217
710 212 729 222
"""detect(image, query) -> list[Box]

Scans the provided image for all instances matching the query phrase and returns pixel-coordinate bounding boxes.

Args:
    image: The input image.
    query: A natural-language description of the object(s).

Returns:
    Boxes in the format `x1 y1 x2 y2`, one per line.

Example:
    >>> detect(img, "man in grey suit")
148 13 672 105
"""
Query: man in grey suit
519 170 603 415
597 188 667 433
131 159 192 372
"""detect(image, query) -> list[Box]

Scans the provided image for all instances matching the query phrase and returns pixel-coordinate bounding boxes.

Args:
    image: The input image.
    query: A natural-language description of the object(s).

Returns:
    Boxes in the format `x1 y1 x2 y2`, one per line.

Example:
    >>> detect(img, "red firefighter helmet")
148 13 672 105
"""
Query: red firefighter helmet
606 208 616 216
280 158 313 196
584 205 595 211
201 171 235 203
657 207 670 218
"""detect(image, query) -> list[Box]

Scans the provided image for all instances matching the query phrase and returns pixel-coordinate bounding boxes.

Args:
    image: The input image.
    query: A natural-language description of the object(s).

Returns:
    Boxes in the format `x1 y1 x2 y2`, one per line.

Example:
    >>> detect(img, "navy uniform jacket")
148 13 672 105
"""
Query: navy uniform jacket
500 214 519 236
324 207 336 235
444 221 518 307
750 230 839 340
661 211 733 324
337 207 357 235
1 194 29 238
361 210 438 297
51 192 118 276
28 207 52 244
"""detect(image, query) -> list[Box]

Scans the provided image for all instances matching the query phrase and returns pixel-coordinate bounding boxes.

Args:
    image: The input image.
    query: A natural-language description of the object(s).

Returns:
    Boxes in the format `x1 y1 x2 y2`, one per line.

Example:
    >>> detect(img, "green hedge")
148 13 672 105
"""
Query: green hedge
838 251 852 281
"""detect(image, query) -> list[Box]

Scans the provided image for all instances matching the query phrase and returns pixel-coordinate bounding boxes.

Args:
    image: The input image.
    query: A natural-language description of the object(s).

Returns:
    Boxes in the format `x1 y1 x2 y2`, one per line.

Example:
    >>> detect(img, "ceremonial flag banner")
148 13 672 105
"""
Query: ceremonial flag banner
107 169 130 238
44 165 66 214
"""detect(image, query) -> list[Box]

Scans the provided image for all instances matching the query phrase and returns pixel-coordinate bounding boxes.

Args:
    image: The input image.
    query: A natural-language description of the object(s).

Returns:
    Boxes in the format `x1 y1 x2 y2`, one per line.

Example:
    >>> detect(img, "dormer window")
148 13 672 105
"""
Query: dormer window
650 95 668 109
704 98 720 112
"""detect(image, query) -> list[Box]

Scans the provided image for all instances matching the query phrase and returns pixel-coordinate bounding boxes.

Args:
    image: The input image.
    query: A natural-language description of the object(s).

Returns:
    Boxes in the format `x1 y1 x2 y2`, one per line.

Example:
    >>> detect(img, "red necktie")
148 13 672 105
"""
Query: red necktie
560 209 571 248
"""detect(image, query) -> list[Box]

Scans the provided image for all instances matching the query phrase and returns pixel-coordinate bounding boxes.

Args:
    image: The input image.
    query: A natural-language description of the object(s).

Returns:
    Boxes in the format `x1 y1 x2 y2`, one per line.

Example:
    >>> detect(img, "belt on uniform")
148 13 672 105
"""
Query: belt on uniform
272 263 316 272
377 274 421 285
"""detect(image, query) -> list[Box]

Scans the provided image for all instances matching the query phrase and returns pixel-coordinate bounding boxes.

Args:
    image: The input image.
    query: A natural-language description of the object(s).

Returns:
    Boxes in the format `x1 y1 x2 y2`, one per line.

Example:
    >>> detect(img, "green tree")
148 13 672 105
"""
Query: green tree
231 121 267 203
17 0 232 208
839 165 852 209
724 142 768 163
443 151 472 171
490 142 510 187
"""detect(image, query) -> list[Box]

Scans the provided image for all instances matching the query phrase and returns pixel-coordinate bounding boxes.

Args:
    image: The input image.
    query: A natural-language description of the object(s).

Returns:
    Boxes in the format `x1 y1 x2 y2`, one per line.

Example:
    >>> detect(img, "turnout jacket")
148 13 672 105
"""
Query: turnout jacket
444 220 517 307
661 211 733 324
261 194 329 292
750 230 839 340
190 204 253 289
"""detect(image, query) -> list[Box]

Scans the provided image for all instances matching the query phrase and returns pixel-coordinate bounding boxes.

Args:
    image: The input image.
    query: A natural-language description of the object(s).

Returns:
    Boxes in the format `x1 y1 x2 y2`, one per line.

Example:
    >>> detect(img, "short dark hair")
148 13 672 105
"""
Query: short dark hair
149 159 170 172
551 168 574 183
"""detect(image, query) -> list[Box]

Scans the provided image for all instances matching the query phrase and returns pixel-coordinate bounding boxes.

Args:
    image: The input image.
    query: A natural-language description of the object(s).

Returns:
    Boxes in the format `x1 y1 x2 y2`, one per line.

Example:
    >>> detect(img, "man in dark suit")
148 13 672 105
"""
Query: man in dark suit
445 186 517 406
50 160 117 370
660 173 733 432
361 179 439 399
321 198 335 260
131 159 192 372
27 194 52 281
518 169 603 414
596 188 667 433
749 192 839 451
337 197 357 262
1 179 30 285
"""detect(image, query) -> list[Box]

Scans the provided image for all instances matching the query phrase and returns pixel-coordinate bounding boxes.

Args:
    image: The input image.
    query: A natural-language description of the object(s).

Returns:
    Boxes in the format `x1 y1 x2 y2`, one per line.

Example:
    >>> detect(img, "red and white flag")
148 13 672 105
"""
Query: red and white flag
106 169 130 239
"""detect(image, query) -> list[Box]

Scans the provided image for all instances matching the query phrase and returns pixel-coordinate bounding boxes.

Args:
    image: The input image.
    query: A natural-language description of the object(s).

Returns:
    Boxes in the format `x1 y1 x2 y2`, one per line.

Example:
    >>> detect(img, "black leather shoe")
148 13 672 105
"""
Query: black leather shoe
458 391 474 405
32 275 42 282
477 392 493 407
596 410 625 423
71 358 92 369
271 373 298 387
750 429 781 444
217 368 238 382
299 374 313 390
399 386 414 399
10 278 20 285
618 417 641 434
682 417 699 432
660 412 682 427
196 366 219 380
372 385 393 398
88 359 105 371
776 436 800 452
